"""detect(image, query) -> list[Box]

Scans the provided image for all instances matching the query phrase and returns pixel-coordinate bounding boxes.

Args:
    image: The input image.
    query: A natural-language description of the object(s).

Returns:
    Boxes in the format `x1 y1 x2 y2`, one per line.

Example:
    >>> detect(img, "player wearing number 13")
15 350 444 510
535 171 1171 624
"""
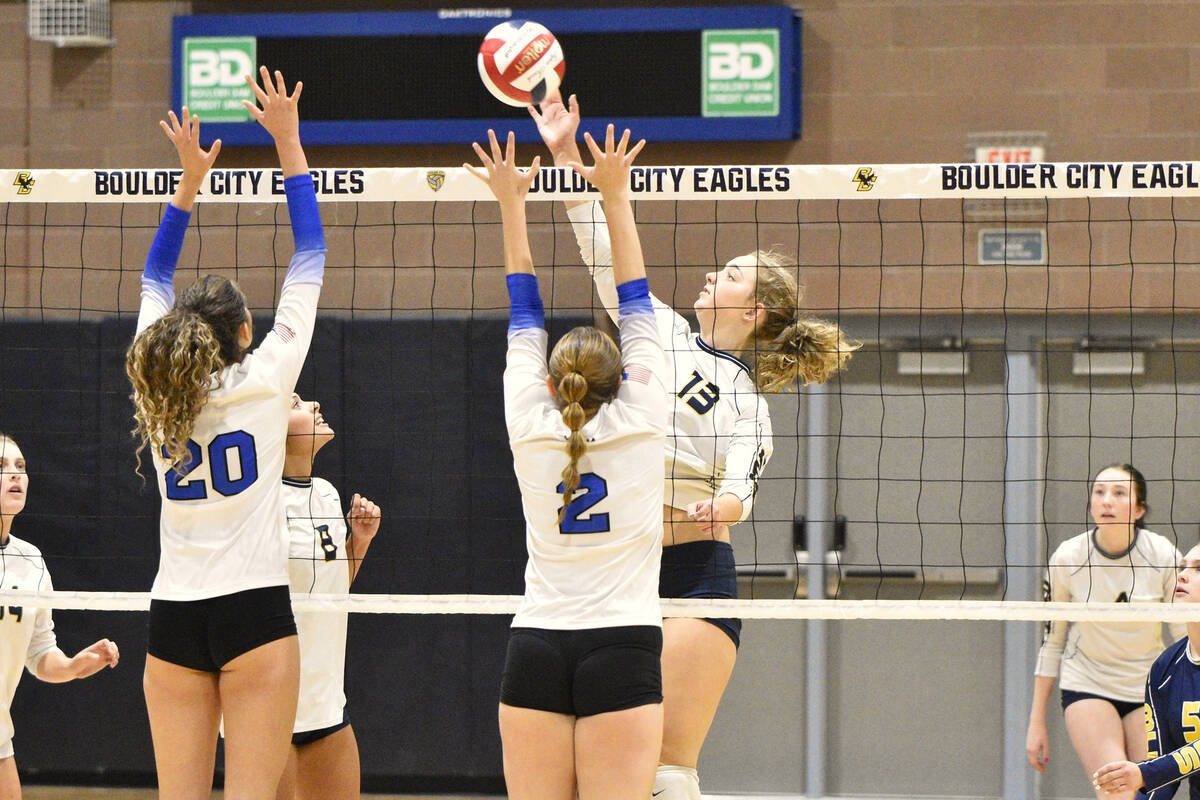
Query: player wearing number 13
124 67 324 800
466 125 667 800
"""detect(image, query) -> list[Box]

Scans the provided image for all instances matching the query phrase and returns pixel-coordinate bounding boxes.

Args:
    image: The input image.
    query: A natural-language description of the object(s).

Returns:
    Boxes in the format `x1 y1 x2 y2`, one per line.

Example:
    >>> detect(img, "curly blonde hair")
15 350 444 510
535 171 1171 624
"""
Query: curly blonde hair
125 275 248 473
546 326 623 522
747 250 860 393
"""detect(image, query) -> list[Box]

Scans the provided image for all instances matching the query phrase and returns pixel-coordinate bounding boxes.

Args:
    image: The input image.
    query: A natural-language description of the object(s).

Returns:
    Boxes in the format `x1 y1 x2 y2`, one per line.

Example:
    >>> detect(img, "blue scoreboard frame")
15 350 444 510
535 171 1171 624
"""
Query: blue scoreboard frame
171 6 802 146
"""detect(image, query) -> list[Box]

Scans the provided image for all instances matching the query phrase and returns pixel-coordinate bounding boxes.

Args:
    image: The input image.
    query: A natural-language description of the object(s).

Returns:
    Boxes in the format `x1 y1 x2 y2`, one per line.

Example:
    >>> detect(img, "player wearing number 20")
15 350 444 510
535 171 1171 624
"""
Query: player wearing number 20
467 124 667 799
125 67 323 800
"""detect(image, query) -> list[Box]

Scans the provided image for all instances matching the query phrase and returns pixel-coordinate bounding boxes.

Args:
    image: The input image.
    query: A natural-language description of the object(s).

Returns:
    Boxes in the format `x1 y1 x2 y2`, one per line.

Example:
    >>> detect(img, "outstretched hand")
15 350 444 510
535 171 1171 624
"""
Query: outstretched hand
159 107 220 187
242 66 302 143
528 90 580 160
464 129 541 204
568 124 644 198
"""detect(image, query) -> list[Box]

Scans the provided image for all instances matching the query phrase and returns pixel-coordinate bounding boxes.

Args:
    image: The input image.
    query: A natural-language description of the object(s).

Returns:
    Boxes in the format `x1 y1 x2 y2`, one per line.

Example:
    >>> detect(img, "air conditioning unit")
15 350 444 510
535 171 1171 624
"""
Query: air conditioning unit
28 0 114 47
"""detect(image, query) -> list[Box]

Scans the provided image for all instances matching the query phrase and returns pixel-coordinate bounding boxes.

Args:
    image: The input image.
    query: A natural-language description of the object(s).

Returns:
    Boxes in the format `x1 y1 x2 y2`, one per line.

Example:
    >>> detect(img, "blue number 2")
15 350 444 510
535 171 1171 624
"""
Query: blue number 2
556 473 610 534
163 431 259 501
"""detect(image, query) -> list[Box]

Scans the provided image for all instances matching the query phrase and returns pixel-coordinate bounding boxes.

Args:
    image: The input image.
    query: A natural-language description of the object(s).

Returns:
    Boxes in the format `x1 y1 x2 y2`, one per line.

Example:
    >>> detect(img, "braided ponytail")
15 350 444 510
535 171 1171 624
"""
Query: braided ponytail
547 326 623 523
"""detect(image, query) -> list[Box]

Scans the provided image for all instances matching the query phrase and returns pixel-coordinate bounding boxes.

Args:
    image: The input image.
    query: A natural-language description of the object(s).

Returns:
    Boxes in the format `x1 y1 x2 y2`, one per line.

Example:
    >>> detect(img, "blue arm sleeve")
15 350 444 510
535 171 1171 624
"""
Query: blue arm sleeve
284 174 326 254
143 203 190 286
616 278 654 318
506 273 544 333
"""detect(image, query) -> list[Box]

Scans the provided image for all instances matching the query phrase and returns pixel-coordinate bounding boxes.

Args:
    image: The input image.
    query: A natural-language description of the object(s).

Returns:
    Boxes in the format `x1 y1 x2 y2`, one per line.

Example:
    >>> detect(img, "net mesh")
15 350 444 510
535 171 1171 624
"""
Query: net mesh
3 163 1200 622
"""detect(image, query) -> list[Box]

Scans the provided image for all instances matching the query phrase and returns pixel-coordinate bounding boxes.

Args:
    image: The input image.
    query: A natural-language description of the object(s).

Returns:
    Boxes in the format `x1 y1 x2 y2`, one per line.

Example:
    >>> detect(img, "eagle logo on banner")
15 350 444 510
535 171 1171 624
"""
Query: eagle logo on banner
426 170 445 192
13 172 35 195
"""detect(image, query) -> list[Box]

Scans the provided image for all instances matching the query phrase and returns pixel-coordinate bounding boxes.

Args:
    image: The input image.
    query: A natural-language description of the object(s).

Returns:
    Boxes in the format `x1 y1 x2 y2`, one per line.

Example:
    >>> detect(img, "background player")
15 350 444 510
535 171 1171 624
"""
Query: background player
276 393 380 800
530 90 858 800
466 125 667 800
1092 541 1200 798
1027 463 1184 800
0 433 119 800
124 67 324 800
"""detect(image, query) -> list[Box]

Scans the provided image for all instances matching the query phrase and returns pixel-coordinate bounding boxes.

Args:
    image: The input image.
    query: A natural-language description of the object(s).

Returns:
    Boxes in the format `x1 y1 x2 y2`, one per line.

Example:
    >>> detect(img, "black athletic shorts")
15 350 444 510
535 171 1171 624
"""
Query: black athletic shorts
1060 688 1144 719
499 625 663 717
293 709 351 747
147 584 297 672
660 539 742 647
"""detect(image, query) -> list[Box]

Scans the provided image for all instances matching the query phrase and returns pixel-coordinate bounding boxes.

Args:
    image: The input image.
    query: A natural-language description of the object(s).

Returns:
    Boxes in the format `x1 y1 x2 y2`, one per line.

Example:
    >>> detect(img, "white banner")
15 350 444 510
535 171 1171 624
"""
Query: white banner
6 162 1200 203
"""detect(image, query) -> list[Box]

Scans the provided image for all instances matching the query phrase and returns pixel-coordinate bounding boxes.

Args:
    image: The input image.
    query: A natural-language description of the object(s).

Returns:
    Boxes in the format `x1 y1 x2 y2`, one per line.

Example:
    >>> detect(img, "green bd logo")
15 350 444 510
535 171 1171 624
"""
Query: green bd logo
702 30 779 118
182 37 257 122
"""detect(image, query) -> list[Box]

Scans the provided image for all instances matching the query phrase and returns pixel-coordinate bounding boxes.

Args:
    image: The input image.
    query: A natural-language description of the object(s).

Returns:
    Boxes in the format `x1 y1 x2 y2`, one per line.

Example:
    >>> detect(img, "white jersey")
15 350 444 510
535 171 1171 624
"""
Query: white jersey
1035 528 1184 701
283 477 349 733
0 535 59 758
567 202 772 521
505 312 668 629
137 264 323 600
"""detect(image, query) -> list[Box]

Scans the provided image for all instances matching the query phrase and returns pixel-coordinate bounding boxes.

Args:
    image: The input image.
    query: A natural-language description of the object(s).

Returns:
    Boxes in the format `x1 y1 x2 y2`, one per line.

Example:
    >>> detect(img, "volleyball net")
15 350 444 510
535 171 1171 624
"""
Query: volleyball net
4 161 1200 623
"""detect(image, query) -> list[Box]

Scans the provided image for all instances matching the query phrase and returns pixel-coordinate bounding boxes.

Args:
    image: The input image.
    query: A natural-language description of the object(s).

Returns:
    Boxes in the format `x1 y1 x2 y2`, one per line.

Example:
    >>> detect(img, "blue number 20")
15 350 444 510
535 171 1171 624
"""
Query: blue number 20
163 431 259 500
556 472 610 534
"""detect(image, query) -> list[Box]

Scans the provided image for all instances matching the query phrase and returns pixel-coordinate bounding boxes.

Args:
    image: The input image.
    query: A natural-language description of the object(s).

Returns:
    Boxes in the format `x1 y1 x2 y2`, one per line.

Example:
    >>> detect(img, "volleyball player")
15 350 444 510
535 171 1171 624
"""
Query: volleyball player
530 91 858 800
1092 542 1200 798
0 433 119 799
465 124 667 800
1026 463 1183 800
276 393 380 800
124 67 324 800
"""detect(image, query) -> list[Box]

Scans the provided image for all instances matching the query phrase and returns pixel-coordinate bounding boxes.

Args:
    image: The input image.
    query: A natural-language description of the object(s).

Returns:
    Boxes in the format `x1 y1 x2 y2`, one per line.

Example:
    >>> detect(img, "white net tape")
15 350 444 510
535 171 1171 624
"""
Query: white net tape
4 591 1198 622
4 161 1200 203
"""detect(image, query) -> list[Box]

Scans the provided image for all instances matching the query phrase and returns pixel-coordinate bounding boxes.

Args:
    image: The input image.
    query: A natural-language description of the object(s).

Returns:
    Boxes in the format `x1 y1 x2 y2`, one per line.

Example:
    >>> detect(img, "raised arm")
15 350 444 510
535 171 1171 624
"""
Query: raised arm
137 107 221 335
529 90 586 211
242 67 324 391
568 125 646 290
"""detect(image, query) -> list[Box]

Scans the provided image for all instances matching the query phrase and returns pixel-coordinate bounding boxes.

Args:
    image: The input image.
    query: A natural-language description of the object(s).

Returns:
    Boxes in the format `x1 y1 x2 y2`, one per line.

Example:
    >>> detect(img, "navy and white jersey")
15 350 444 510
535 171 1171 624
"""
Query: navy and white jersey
0 535 58 757
136 175 325 601
1136 637 1200 799
1035 528 1183 702
505 277 668 629
283 477 349 733
567 202 772 521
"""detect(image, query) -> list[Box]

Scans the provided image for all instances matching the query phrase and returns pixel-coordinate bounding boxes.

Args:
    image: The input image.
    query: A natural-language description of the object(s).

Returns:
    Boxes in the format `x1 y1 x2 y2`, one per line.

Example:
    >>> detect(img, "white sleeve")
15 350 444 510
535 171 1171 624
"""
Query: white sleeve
615 313 669 430
567 201 687 344
716 391 773 521
24 571 57 675
1034 555 1070 679
135 281 173 336
250 257 323 394
504 328 553 440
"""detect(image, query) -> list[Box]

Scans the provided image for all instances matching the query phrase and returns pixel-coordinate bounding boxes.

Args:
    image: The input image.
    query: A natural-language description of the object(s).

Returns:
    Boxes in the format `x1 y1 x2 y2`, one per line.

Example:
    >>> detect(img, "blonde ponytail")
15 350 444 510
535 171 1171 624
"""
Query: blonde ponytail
547 326 623 523
747 253 860 392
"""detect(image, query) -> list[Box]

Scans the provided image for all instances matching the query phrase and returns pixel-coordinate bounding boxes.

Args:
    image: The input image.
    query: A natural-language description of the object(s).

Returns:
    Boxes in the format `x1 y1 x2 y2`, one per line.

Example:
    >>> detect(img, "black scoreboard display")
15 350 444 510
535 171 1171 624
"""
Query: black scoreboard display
171 6 801 145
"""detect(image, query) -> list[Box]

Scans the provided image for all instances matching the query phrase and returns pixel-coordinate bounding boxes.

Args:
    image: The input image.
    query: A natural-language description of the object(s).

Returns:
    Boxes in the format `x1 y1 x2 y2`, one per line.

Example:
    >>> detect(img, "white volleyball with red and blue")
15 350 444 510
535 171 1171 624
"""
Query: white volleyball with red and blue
477 20 566 107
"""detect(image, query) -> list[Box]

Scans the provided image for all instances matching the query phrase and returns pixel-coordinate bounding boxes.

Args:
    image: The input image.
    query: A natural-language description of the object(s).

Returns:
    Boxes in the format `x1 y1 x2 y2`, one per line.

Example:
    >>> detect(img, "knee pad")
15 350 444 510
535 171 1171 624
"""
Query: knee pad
654 765 700 800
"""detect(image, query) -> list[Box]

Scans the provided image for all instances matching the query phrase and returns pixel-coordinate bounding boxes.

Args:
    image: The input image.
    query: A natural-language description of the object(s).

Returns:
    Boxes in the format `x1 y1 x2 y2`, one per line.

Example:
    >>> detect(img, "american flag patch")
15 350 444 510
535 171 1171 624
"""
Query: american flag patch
274 323 296 343
623 365 652 385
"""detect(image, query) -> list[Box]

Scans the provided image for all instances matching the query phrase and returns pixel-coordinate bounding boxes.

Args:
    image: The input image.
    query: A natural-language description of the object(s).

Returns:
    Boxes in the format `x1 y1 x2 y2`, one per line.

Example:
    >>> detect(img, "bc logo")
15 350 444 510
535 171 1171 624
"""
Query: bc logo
13 173 34 195
426 170 445 192
852 168 877 192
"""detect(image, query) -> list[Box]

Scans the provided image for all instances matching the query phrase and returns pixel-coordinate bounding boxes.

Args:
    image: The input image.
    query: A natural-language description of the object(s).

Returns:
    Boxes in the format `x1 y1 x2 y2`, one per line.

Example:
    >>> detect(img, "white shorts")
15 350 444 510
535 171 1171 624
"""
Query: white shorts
0 736 13 760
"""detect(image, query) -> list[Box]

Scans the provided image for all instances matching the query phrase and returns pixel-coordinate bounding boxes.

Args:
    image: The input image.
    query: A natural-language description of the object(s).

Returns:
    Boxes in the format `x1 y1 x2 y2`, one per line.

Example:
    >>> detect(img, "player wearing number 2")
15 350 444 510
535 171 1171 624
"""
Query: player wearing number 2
466 124 667 800
531 90 858 800
124 67 324 800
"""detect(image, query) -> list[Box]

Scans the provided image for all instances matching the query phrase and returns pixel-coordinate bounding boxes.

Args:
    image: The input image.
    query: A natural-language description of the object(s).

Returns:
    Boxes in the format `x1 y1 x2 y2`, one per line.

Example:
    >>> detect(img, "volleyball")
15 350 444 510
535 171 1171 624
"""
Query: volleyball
477 20 565 107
